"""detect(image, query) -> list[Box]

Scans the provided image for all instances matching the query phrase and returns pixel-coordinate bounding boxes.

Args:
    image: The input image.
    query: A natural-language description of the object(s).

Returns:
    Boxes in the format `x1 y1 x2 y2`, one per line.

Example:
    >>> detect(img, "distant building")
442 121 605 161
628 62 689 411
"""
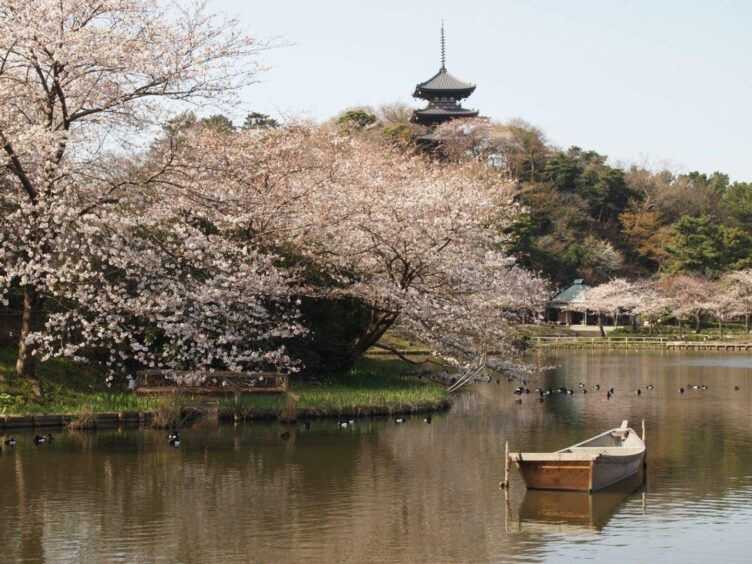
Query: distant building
545 279 635 329
411 23 478 127
546 279 589 325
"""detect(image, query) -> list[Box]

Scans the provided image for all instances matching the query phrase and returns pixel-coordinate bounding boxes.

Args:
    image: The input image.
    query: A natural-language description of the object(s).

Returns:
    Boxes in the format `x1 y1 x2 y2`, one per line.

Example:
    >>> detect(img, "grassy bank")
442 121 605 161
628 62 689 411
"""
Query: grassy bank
221 356 450 421
0 349 448 421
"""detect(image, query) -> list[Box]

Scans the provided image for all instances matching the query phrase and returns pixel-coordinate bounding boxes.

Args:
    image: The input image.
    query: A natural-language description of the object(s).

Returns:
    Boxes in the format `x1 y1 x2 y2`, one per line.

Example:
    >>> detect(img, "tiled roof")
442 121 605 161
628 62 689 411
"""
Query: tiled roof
549 280 589 306
414 68 476 96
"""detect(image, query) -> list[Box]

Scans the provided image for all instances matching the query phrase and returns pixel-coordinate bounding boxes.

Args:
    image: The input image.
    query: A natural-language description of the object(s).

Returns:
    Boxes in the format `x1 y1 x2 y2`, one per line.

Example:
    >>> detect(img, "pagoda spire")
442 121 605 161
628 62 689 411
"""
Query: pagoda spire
440 21 446 70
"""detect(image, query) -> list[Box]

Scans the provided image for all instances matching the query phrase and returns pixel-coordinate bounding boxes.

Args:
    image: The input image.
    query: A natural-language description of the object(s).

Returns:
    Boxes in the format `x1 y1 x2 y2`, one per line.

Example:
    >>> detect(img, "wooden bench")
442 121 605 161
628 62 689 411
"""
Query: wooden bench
133 369 288 396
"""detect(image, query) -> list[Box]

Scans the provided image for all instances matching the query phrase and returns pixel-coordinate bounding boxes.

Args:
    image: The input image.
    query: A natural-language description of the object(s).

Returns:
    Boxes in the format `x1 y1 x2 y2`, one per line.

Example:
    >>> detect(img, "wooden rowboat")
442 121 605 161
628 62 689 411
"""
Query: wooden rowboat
509 420 646 492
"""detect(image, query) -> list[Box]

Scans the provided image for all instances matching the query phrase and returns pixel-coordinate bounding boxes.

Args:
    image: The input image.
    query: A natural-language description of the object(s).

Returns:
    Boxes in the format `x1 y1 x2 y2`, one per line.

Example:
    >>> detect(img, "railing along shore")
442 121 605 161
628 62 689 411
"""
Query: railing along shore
530 336 752 351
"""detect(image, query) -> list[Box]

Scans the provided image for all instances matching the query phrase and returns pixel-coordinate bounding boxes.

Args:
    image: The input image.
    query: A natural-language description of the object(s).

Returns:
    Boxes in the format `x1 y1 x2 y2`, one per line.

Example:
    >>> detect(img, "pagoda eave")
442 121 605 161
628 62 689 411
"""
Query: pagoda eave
413 86 476 100
411 109 479 126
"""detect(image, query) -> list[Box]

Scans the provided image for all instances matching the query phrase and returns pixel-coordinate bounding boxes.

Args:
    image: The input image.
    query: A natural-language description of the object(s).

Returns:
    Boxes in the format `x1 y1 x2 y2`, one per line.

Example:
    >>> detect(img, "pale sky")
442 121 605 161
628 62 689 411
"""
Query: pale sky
213 0 752 181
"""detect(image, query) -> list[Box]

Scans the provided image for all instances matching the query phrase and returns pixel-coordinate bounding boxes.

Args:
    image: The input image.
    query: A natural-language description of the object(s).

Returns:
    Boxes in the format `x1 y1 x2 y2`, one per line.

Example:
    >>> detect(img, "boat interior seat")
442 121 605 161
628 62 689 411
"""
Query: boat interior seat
564 446 643 456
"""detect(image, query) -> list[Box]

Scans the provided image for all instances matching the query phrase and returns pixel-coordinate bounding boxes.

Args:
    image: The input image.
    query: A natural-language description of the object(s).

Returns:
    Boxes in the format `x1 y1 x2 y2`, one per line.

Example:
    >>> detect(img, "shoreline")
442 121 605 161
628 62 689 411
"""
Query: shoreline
0 399 452 431
1 355 451 429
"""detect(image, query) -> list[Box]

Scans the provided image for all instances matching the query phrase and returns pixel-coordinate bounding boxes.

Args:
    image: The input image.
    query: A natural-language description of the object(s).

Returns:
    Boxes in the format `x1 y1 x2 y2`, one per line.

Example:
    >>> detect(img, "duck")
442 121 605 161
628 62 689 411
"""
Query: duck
525 389 531 394
701 385 708 390
338 420 349 428
3 438 15 446
424 416 432 424
578 382 585 388
679 387 685 394
514 398 523 405
566 389 574 395
636 389 642 396
395 417 406 424
33 434 48 445
280 431 291 441
735 385 741 391
303 421 311 430
537 397 545 403
582 389 588 395
647 384 654 391
609 388 615 394
594 384 601 391
168 431 180 446
606 391 612 400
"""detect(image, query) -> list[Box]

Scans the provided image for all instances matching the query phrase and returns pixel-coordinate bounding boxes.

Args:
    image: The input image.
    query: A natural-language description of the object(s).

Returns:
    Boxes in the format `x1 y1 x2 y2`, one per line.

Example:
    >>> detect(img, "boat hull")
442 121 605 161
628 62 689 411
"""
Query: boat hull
514 451 644 492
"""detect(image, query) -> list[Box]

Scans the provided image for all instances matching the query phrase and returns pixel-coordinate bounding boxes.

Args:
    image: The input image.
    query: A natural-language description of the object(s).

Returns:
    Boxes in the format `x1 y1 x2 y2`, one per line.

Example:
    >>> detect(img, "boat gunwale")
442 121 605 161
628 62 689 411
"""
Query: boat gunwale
509 425 645 463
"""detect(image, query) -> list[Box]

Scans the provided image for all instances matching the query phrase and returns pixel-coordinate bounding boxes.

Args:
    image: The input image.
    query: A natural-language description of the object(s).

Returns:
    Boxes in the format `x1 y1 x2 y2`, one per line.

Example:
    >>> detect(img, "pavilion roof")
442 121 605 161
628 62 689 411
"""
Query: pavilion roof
549 279 589 307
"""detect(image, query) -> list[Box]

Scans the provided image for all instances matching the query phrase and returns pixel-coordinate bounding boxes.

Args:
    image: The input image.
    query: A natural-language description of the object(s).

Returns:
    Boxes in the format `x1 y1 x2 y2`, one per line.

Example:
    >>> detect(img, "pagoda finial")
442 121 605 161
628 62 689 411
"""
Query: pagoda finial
440 20 446 70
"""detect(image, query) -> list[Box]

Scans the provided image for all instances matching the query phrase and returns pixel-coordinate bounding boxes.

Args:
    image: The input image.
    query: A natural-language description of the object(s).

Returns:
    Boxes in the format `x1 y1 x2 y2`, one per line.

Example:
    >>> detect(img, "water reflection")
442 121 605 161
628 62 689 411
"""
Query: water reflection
1 351 752 562
514 472 645 533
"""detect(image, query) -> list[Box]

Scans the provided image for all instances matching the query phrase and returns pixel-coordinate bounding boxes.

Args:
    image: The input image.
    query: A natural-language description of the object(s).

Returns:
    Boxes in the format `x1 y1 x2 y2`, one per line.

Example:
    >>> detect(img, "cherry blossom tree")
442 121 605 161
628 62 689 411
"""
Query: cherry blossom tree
631 278 671 334
724 269 752 333
661 275 712 337
0 0 280 392
576 278 639 337
702 279 737 338
167 124 544 389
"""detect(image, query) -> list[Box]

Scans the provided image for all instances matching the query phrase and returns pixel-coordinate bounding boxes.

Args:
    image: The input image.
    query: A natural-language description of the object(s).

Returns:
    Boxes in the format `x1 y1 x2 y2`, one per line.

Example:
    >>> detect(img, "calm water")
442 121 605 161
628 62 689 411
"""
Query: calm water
2 351 752 563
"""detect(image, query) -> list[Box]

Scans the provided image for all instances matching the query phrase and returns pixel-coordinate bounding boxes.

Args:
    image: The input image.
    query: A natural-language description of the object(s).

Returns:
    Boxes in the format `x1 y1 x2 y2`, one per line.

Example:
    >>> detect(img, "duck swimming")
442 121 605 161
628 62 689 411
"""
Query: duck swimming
3 438 15 446
168 431 180 446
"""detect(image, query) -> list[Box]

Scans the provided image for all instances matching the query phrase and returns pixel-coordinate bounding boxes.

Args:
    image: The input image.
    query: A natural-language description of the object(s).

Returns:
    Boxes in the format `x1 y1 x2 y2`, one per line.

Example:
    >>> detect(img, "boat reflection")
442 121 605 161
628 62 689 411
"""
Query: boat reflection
513 472 645 533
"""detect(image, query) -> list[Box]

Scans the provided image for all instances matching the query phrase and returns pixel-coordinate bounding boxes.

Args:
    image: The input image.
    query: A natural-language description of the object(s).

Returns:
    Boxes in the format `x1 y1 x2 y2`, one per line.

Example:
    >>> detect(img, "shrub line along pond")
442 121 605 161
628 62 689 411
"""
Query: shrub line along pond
0 352 450 430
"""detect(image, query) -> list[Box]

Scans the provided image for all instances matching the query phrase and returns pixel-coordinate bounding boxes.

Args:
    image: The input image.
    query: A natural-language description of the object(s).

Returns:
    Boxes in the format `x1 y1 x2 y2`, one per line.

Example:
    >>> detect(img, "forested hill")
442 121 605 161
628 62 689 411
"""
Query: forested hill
330 106 752 287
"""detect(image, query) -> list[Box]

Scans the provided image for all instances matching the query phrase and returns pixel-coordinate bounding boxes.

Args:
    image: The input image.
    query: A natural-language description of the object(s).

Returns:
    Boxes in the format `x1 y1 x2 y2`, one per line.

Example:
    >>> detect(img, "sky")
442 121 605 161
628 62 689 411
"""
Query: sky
213 0 752 181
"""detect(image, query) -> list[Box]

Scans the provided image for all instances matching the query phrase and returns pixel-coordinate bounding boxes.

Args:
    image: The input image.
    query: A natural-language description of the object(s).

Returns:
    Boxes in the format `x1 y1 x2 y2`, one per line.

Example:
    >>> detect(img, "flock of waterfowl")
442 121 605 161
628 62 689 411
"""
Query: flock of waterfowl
508 378 741 405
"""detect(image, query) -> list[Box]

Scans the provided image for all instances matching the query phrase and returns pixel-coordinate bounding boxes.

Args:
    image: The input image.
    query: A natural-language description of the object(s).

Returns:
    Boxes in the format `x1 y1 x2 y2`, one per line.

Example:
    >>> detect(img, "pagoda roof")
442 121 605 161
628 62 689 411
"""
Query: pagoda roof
412 106 479 126
413 68 476 99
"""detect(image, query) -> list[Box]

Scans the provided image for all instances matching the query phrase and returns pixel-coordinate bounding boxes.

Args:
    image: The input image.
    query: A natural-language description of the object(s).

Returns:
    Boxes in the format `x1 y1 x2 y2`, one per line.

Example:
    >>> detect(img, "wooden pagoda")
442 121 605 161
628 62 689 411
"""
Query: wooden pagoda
412 23 478 127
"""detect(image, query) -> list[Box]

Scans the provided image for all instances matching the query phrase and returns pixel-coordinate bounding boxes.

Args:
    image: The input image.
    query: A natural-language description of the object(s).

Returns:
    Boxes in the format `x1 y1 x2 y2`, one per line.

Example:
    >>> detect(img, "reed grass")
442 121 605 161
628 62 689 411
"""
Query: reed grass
225 356 449 420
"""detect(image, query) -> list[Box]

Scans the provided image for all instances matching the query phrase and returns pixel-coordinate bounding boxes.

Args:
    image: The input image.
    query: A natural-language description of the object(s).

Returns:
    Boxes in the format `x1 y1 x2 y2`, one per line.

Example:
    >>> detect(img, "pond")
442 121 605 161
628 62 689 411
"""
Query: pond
2 351 752 563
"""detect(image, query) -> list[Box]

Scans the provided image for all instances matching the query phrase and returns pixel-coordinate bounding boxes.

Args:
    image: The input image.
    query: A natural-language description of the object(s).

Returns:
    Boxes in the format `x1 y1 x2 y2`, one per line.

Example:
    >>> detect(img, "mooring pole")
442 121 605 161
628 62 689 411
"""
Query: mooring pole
501 440 511 489
642 419 647 472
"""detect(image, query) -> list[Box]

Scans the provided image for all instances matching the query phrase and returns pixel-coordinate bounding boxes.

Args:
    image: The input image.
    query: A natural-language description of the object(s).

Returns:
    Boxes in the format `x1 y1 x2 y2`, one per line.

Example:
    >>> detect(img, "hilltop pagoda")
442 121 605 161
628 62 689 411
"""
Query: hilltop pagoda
411 23 478 127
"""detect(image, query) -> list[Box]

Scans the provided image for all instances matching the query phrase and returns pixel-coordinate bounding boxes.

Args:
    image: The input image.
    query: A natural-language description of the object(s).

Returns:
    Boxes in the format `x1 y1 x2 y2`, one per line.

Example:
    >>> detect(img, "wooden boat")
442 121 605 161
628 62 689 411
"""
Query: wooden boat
509 420 645 492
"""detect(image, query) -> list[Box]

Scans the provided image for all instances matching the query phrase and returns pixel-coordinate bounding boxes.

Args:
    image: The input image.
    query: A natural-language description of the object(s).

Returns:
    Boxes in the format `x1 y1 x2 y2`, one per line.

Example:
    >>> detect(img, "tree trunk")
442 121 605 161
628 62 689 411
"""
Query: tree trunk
718 318 723 339
745 312 750 333
353 310 399 357
694 314 701 334
678 318 684 340
15 285 42 397
597 313 605 338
